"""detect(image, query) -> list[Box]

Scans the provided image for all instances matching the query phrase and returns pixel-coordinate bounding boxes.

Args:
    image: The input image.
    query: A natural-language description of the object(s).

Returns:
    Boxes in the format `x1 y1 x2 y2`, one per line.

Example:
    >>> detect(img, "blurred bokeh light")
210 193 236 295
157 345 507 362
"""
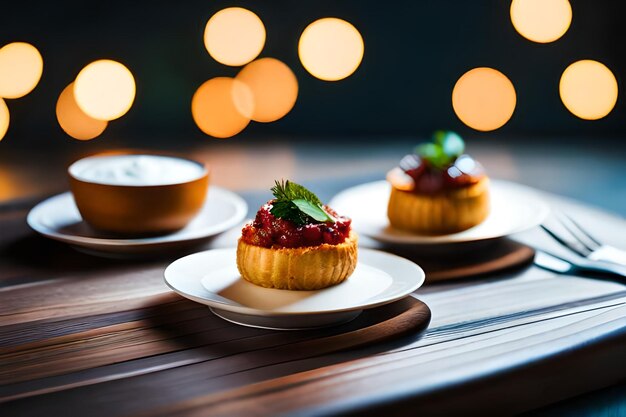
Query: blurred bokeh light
298 18 364 81
204 7 266 67
452 67 517 131
236 58 298 123
0 42 43 99
191 77 254 138
0 99 9 141
560 60 618 120
510 0 572 43
56 83 108 140
74 60 136 121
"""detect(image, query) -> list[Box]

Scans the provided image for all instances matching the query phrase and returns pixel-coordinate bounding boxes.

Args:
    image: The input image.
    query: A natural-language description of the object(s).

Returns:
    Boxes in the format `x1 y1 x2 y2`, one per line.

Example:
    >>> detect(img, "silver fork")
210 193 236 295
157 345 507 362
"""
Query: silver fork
541 212 626 267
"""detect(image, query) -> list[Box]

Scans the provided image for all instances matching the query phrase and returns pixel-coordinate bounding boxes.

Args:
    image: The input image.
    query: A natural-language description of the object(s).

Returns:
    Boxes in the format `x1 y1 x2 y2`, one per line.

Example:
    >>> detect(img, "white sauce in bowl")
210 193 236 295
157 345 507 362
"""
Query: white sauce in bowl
69 154 207 186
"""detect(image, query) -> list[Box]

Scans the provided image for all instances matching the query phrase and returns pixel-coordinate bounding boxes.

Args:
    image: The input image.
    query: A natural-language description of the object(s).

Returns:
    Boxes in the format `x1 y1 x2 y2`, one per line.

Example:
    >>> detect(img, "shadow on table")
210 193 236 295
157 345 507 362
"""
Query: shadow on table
0 231 216 286
1 233 120 272
375 237 536 284
140 295 432 377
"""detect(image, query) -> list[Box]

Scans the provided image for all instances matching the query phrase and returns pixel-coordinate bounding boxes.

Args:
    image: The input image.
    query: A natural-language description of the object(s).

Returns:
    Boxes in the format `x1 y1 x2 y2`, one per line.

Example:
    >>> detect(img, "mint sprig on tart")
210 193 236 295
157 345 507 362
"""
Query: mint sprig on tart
413 130 465 170
270 180 335 225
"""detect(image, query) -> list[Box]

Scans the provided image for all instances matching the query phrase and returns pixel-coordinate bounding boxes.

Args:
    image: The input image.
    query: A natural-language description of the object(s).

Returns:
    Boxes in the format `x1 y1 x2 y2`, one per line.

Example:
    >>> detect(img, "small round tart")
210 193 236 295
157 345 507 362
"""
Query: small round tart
388 177 489 235
387 132 490 235
237 231 358 290
236 180 358 290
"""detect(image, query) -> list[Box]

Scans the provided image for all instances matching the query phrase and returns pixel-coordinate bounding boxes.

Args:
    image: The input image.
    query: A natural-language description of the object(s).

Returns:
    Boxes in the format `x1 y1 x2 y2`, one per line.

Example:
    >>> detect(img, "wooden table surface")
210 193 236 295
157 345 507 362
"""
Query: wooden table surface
1 140 626 416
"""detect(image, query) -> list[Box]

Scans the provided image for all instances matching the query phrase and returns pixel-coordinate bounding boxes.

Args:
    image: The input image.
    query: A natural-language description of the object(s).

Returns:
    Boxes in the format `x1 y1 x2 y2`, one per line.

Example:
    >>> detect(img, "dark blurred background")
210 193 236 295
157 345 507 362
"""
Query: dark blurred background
0 0 625 149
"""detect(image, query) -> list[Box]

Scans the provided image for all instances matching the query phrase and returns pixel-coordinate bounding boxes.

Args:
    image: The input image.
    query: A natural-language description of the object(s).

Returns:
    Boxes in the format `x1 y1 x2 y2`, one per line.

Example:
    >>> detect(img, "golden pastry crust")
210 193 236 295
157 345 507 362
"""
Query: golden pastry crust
236 232 358 290
388 177 490 235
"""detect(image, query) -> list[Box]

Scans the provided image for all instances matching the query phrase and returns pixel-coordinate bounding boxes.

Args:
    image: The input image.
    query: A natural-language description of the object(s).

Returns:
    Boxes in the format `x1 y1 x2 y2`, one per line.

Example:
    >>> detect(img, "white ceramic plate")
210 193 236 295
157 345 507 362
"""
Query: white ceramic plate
329 179 550 245
27 186 247 256
164 248 424 330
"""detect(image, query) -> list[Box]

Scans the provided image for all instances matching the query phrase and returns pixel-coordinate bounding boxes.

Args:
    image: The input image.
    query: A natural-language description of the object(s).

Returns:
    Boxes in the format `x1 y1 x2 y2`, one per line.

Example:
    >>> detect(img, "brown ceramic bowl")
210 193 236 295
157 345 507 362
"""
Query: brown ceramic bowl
68 152 209 235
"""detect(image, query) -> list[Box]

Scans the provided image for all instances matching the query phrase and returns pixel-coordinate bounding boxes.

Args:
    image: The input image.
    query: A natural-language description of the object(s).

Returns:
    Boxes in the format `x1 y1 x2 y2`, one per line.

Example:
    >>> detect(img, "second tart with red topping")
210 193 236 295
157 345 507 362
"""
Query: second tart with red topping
237 180 358 290
387 131 490 234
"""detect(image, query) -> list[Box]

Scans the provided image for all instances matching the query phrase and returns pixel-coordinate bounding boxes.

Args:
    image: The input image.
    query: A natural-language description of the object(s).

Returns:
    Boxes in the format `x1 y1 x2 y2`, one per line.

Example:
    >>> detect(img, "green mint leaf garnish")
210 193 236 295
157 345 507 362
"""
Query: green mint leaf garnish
436 130 465 158
270 180 334 225
415 130 465 170
415 143 447 169
292 199 334 223
270 200 311 225
433 130 447 147
271 180 323 206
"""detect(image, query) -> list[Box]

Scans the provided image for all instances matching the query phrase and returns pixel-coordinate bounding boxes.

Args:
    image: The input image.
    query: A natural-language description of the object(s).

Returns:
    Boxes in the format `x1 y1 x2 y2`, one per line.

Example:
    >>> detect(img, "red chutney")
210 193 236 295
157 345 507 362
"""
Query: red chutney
401 154 486 195
241 202 352 248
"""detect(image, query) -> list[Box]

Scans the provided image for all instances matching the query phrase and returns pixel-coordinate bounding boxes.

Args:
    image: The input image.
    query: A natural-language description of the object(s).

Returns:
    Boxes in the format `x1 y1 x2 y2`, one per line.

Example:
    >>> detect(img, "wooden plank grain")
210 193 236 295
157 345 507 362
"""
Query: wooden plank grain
0 298 431 412
135 305 626 417
0 266 173 326
0 299 202 347
2 268 625 415
3 290 623 416
0 304 242 384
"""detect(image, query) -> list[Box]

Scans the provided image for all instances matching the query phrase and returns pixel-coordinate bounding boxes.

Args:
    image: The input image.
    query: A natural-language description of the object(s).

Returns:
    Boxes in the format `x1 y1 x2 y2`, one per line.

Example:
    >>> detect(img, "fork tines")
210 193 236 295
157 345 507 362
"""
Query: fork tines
541 211 602 257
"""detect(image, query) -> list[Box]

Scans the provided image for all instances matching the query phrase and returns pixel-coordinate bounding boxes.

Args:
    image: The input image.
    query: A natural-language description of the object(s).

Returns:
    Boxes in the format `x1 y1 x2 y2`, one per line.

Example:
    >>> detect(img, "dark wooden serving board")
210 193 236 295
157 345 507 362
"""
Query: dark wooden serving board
376 238 536 282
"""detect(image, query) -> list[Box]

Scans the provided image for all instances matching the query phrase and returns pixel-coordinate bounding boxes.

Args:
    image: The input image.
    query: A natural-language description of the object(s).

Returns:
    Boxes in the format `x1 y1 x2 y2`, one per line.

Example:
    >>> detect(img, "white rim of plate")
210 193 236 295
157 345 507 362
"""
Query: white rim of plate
163 247 425 316
329 179 550 244
26 186 247 246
